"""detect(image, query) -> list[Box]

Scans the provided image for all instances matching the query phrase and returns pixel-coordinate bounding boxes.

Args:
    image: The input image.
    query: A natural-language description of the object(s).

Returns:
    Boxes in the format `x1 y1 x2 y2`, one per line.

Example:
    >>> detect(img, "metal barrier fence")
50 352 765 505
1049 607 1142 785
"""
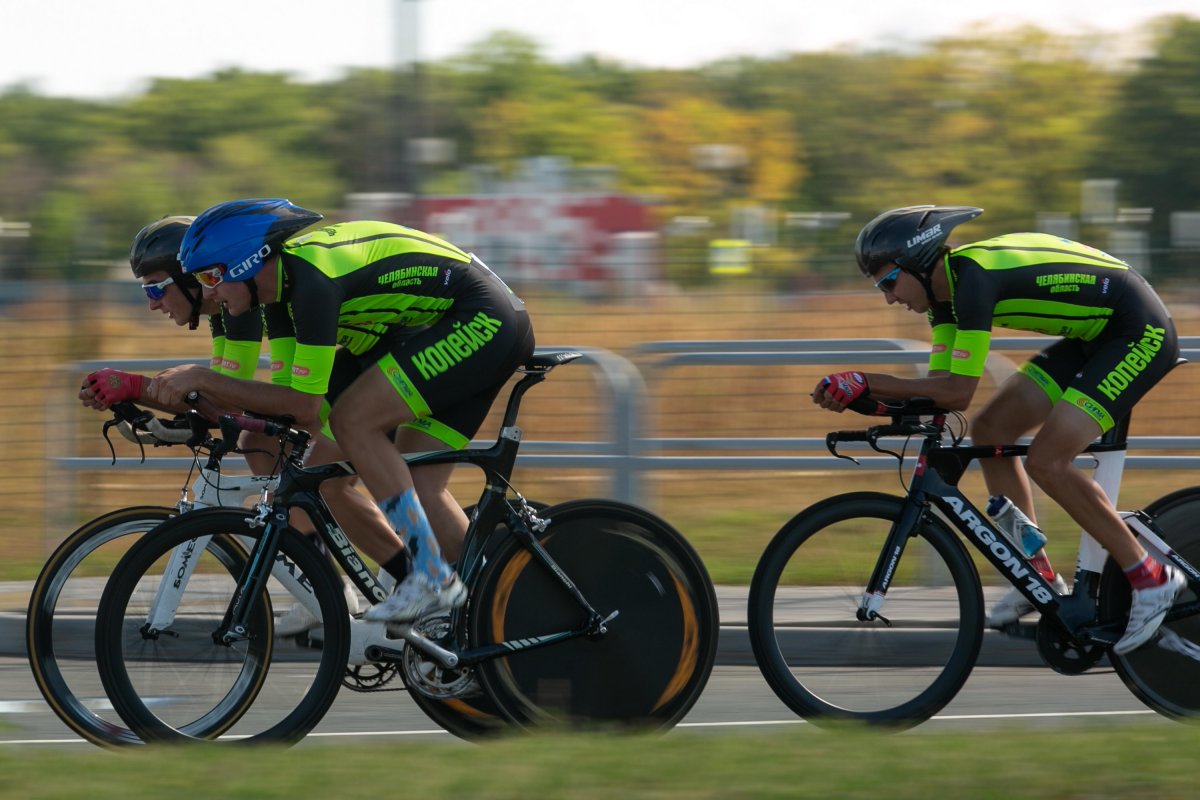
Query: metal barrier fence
51 338 1200 525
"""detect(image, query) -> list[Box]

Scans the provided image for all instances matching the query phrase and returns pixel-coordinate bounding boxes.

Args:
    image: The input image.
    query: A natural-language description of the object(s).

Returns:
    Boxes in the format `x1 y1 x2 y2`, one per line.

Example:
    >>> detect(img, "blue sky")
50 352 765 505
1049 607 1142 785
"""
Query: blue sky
2 0 1198 98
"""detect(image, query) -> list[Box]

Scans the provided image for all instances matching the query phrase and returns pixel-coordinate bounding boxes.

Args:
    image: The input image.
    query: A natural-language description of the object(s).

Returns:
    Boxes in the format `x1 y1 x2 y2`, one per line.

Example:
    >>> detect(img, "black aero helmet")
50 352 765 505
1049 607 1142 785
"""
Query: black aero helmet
130 215 197 281
854 205 984 278
131 215 206 329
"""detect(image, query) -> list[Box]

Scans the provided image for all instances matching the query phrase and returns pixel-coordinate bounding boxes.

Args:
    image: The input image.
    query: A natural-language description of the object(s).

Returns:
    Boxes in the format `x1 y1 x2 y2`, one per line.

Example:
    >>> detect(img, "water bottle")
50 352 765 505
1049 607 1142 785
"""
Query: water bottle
986 495 1048 558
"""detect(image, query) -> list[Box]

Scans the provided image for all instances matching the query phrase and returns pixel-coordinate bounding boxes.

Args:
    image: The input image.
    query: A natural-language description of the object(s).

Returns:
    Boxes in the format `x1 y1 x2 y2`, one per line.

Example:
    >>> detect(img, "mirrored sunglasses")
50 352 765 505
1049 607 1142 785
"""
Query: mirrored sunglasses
141 275 175 301
873 266 902 293
193 265 227 288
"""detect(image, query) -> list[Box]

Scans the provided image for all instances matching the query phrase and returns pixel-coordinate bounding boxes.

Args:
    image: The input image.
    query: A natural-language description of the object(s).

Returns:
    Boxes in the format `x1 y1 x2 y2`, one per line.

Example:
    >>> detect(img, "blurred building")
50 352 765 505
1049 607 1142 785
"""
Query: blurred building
348 157 659 297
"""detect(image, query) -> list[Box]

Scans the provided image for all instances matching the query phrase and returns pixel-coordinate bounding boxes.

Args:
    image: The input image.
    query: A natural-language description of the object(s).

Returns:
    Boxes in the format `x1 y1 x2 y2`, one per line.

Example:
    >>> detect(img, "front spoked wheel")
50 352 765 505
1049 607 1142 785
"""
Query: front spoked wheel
26 506 174 746
748 492 983 729
95 508 350 745
1100 490 1200 719
470 499 718 731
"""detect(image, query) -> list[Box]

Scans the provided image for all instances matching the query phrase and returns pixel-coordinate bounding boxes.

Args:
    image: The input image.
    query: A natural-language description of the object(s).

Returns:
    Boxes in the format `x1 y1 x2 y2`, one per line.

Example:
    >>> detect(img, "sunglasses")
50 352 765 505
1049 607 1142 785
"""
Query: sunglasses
873 266 902 293
141 275 175 301
193 265 227 288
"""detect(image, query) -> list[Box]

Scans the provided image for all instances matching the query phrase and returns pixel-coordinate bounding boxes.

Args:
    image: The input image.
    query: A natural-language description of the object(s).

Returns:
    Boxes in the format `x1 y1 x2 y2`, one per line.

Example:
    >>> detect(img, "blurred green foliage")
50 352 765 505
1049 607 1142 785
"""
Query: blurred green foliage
1 17 1199 278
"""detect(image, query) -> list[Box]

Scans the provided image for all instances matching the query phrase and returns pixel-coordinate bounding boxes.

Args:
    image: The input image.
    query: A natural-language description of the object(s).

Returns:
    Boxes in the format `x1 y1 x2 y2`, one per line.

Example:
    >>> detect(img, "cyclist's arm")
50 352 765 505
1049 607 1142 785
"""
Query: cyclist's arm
855 371 980 410
148 366 324 428
213 307 264 381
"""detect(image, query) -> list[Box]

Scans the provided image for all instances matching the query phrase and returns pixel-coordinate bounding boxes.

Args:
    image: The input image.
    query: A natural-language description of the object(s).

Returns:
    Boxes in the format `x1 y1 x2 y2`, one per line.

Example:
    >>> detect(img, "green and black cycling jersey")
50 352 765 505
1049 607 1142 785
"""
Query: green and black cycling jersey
208 308 263 380
265 221 524 397
928 233 1146 377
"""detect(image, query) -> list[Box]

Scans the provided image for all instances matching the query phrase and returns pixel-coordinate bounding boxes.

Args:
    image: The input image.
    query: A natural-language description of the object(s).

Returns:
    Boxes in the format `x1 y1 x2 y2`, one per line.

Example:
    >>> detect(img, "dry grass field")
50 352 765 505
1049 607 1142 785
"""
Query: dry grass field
4 281 1200 582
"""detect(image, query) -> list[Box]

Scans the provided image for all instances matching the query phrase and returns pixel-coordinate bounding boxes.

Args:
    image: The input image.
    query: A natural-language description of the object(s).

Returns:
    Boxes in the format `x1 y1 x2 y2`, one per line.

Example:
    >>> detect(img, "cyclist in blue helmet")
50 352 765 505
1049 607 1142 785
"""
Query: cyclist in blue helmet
148 198 535 623
81 211 419 634
814 205 1184 654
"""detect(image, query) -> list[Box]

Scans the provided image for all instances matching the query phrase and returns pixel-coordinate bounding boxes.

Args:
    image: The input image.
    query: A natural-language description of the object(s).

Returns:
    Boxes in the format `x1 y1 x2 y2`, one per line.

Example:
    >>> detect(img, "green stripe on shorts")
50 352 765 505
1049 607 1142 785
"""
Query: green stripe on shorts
401 417 470 450
1062 388 1115 432
1018 361 1063 405
377 353 431 418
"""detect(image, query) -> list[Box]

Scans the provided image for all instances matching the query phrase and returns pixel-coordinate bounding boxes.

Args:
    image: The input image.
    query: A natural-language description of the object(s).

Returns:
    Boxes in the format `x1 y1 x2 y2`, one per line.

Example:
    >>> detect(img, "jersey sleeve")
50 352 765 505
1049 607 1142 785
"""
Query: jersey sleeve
926 302 956 373
213 308 264 380
207 314 227 372
947 258 996 378
285 256 342 396
263 304 298 386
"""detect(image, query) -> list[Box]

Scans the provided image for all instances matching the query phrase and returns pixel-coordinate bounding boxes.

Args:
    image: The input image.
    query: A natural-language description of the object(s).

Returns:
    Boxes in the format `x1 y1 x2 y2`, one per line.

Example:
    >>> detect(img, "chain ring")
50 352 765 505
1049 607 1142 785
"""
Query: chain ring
1035 616 1106 675
399 614 479 700
343 662 403 692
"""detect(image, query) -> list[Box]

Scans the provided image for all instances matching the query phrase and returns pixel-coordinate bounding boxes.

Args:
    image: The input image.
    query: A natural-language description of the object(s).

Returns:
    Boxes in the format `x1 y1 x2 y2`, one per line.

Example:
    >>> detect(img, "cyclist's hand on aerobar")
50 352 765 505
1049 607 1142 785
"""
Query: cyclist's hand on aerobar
812 370 869 412
145 363 206 408
83 368 146 410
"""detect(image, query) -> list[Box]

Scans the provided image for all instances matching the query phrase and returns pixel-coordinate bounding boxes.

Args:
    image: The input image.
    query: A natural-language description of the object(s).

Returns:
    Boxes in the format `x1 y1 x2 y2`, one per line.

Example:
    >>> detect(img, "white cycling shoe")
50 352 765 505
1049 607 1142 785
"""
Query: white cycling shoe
364 572 466 624
986 573 1069 628
274 576 361 637
1113 565 1187 655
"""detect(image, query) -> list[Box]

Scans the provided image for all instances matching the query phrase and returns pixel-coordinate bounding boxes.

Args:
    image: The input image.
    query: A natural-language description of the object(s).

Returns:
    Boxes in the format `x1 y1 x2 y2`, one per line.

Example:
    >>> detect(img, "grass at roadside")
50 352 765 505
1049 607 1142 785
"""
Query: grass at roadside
1 724 1196 799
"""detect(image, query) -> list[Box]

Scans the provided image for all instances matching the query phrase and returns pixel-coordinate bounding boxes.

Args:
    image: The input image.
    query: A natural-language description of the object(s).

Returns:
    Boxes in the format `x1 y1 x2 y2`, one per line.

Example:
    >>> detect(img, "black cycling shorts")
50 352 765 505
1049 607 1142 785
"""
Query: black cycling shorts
1018 273 1179 432
331 270 535 449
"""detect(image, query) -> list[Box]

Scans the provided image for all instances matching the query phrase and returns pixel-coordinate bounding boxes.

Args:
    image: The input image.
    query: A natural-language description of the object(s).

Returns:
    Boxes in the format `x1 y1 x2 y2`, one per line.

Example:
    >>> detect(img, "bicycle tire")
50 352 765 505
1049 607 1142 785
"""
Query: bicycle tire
401 502 551 740
95 507 351 745
468 499 718 731
748 491 984 729
1099 489 1200 719
27 506 178 746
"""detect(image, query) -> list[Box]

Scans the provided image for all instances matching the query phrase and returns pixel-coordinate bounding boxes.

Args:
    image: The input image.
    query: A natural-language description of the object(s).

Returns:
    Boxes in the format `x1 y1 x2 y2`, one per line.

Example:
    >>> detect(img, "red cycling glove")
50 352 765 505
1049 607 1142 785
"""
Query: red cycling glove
820 371 869 405
85 369 147 407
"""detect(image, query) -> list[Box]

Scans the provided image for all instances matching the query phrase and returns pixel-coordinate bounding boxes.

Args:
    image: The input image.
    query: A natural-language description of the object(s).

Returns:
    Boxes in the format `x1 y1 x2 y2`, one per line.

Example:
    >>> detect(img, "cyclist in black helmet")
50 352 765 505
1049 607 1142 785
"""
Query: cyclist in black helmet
80 216 264 412
813 205 1184 655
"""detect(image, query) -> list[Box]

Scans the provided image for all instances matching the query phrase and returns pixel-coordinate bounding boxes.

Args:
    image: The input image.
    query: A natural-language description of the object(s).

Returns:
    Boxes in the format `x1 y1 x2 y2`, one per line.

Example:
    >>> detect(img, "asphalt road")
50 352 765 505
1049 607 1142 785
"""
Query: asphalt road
0 657 1166 748
0 582 1173 746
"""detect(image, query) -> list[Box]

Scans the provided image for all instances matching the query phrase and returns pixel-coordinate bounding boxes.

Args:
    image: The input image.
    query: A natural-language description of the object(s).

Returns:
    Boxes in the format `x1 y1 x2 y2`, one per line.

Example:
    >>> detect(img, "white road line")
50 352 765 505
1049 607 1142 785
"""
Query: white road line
0 709 1159 745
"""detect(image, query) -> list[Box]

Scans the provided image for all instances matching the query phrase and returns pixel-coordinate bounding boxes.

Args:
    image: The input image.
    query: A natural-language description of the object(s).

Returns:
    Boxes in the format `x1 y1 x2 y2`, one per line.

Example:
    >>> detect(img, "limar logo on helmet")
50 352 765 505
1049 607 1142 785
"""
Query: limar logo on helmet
906 223 943 248
226 244 272 281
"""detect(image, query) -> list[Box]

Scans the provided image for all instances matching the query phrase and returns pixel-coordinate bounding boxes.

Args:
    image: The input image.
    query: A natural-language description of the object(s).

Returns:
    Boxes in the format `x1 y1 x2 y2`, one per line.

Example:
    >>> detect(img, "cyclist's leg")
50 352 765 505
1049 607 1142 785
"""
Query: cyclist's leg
332 304 533 620
1025 308 1182 652
969 370 1053 522
977 340 1082 624
1027 404 1141 564
394 427 468 563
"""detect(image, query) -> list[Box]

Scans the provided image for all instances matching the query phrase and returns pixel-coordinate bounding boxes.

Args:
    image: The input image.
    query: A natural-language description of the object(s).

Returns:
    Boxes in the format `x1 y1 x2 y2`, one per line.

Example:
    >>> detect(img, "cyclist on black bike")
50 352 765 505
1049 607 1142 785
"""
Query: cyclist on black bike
811 205 1184 655
80 215 410 635
140 199 535 625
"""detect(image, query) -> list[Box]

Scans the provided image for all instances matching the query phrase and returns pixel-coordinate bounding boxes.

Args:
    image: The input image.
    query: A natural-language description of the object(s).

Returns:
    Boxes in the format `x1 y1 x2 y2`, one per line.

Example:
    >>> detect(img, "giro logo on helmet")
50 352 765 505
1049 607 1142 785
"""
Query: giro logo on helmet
906 224 943 248
226 244 272 281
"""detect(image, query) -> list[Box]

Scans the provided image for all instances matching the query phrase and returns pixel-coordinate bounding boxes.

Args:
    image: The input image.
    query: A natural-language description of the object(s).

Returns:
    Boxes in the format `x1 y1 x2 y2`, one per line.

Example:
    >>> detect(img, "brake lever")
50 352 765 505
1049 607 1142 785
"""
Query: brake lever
825 432 860 465
102 414 148 464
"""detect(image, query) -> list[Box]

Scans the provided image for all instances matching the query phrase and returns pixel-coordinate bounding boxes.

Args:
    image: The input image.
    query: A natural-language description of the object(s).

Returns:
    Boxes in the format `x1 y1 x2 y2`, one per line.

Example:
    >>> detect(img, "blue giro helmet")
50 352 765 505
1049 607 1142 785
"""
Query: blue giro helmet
179 198 324 282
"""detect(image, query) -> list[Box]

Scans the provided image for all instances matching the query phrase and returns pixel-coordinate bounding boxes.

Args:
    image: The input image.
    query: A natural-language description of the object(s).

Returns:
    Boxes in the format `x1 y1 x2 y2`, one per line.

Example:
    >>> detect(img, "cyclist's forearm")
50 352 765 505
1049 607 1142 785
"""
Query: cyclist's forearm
163 368 322 428
862 372 978 410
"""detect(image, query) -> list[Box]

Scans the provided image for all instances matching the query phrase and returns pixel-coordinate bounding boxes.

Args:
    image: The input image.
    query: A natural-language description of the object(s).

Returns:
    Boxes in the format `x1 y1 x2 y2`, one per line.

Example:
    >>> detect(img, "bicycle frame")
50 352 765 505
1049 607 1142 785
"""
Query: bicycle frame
858 412 1200 646
208 355 613 669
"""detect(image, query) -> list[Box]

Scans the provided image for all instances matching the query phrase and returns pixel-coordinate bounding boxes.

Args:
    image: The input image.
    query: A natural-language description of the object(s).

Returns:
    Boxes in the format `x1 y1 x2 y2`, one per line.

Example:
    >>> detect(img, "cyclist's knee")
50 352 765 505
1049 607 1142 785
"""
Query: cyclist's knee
1024 444 1075 486
969 412 1020 447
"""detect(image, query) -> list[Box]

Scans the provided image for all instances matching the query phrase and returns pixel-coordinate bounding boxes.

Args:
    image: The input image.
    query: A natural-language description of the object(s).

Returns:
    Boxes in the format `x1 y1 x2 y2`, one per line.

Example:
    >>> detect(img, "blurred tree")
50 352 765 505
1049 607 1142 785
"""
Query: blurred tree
1 19 1197 286
1090 16 1200 248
